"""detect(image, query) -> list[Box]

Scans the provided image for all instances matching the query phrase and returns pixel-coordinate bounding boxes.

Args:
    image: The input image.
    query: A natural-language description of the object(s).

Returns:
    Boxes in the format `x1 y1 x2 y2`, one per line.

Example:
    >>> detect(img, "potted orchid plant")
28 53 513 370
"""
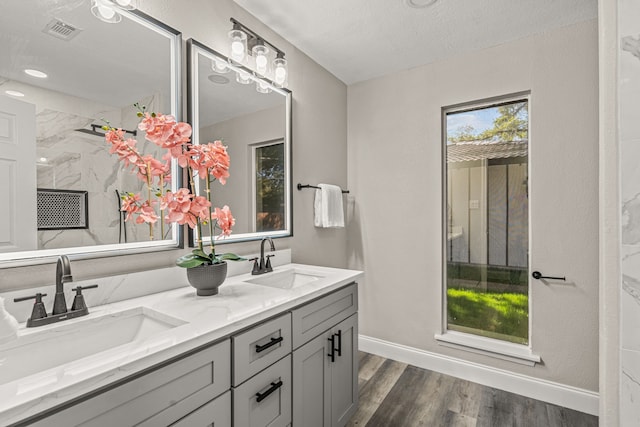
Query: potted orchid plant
104 104 243 295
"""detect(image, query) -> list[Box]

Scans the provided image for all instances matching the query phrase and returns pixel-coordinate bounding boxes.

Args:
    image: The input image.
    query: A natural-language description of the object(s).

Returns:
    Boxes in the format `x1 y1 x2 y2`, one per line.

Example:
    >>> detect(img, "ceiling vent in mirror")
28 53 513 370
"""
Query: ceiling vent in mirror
43 19 82 41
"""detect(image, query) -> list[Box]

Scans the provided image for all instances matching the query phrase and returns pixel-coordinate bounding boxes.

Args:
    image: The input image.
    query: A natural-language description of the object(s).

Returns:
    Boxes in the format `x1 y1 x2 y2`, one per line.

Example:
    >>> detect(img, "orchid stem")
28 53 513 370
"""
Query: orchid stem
206 175 215 256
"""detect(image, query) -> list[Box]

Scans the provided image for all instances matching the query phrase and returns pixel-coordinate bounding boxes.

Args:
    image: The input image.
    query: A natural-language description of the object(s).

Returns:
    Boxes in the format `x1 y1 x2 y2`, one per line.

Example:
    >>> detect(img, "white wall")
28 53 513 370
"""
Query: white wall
1 0 348 291
348 20 599 391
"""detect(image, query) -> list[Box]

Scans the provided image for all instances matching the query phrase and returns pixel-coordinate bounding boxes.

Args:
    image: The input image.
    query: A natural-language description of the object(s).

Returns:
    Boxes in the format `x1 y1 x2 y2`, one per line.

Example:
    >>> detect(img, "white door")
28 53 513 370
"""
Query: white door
0 95 37 253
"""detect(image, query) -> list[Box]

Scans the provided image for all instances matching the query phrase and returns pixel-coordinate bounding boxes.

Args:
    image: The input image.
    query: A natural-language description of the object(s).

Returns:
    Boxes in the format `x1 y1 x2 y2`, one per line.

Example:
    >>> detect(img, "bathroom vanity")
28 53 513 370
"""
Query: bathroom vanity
0 264 362 426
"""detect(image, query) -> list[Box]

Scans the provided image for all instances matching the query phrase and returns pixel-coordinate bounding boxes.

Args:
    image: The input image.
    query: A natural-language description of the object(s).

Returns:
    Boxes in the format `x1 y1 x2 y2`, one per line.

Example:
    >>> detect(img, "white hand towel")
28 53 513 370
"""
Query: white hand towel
0 297 19 345
314 184 345 228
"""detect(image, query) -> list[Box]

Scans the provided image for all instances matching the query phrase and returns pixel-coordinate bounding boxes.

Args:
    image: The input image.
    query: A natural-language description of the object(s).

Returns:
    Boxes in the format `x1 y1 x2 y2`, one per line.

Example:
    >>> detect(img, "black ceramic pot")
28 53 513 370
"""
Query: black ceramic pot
186 261 228 296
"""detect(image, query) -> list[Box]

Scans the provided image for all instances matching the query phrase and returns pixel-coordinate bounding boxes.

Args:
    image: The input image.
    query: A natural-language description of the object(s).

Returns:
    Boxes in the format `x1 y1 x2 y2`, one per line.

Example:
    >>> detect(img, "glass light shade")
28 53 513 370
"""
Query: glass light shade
211 58 230 74
256 80 272 94
273 57 288 87
252 44 269 76
107 0 138 10
91 0 121 23
228 29 247 63
236 69 252 85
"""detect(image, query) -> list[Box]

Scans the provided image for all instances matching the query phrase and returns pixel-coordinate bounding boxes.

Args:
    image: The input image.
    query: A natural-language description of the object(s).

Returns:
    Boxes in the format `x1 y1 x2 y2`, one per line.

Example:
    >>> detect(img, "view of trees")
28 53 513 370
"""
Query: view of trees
447 101 528 143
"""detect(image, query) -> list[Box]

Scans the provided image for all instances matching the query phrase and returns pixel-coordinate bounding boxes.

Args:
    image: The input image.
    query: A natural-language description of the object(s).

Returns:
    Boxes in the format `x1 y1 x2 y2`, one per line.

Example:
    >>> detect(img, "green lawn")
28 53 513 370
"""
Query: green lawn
447 288 528 344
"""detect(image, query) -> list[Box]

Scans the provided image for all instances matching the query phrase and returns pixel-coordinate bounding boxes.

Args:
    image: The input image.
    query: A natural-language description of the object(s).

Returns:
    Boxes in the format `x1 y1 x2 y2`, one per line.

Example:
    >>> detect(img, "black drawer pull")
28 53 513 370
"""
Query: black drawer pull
328 335 336 362
335 330 342 357
255 336 283 353
256 380 283 403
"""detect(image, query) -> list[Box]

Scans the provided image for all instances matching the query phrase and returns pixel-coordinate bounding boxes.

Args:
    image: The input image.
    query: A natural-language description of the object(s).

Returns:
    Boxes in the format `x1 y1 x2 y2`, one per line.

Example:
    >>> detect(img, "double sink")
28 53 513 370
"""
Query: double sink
1 267 326 389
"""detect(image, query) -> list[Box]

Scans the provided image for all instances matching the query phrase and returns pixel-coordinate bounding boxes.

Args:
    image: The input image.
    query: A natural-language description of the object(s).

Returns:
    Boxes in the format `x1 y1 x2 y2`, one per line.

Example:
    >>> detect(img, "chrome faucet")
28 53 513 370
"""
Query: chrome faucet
251 237 276 275
53 254 73 315
13 255 98 327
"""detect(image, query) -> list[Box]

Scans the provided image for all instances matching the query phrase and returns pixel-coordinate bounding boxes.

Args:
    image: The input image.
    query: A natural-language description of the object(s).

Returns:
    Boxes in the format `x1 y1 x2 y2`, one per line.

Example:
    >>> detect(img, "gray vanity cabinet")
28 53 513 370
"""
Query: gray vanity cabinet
28 339 231 427
232 313 293 427
292 285 358 427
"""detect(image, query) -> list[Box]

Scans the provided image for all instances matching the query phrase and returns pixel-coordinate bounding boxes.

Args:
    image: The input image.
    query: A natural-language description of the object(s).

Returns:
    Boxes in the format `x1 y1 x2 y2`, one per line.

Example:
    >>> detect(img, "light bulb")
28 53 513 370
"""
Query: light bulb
91 0 122 23
251 43 269 76
275 67 286 85
273 57 287 87
236 69 252 85
98 4 115 19
115 0 131 6
256 55 267 74
256 80 272 94
232 41 244 56
228 28 247 63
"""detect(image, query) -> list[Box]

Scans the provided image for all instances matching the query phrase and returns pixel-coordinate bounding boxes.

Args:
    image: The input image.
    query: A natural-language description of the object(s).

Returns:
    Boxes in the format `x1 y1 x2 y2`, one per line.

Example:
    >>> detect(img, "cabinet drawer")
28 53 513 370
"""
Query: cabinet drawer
32 339 231 427
170 390 231 427
292 283 357 349
233 313 291 386
233 354 292 427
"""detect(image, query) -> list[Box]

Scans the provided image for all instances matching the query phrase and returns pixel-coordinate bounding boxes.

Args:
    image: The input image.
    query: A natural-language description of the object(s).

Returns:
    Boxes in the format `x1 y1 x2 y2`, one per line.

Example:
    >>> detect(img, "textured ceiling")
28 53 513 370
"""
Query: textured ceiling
233 0 598 85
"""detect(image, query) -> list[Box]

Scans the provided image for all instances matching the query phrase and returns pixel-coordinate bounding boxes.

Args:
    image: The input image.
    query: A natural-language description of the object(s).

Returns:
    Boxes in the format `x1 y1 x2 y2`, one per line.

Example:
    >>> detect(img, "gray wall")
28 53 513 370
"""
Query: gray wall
1 0 348 291
347 20 599 391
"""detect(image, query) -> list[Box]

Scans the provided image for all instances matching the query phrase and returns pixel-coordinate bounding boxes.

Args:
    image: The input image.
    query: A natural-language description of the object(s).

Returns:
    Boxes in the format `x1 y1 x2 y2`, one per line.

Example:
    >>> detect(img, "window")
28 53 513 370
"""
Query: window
253 141 285 232
444 96 529 345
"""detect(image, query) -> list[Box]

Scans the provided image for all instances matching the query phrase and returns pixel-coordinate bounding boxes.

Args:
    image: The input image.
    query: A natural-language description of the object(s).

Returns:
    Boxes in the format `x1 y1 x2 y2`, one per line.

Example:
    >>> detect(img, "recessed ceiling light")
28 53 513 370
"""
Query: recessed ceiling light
208 74 230 85
5 90 25 97
24 69 48 78
404 0 438 8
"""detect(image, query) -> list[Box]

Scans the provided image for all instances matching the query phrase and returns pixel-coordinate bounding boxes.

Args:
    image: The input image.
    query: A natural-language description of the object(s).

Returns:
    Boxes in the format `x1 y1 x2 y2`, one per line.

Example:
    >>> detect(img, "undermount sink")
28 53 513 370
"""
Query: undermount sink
245 268 325 289
0 307 186 385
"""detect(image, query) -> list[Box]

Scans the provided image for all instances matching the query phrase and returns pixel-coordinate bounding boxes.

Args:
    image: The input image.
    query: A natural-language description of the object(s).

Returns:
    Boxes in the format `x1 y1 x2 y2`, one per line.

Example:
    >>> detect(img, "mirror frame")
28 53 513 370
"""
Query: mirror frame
0 9 184 268
186 39 293 247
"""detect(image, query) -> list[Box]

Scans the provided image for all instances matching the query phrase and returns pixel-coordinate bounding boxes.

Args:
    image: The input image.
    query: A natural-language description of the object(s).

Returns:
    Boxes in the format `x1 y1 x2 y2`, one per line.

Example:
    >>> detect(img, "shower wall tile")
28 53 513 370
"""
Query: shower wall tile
620 0 640 423
621 350 640 426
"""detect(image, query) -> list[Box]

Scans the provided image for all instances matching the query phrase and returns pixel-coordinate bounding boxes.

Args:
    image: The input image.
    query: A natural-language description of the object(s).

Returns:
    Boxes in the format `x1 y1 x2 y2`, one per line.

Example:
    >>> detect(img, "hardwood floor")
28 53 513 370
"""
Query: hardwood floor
347 352 598 427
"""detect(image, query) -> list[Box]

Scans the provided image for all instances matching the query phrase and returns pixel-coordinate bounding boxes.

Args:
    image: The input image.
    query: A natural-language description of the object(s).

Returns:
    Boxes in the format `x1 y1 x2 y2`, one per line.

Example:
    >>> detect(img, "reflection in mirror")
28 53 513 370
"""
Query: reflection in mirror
0 1 182 266
187 39 291 245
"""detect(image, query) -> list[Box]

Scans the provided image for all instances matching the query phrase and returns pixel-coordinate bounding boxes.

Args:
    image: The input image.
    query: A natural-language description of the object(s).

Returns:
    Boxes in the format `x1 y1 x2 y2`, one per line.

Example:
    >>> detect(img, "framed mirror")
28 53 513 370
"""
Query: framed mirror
187 39 292 246
0 1 182 267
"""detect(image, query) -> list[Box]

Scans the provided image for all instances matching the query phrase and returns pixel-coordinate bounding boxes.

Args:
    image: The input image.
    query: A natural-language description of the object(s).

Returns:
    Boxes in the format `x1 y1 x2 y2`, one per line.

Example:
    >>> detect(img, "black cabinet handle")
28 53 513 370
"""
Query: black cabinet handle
255 380 283 403
532 271 566 281
328 335 336 362
335 330 342 357
255 336 283 353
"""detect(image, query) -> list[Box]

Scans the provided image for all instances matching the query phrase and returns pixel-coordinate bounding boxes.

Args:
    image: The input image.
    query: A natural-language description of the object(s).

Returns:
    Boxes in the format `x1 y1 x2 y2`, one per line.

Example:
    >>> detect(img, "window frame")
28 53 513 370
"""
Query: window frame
250 138 286 233
437 91 540 365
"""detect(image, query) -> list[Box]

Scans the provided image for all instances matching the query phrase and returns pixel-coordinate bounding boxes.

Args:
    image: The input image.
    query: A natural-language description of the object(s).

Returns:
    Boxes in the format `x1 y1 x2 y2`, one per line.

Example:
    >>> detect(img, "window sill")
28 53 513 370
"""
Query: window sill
434 331 541 366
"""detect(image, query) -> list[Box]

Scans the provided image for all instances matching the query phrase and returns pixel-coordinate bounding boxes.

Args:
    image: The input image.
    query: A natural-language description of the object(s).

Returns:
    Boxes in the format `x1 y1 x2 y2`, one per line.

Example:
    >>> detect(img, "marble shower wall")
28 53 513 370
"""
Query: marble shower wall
620 0 640 424
35 94 168 249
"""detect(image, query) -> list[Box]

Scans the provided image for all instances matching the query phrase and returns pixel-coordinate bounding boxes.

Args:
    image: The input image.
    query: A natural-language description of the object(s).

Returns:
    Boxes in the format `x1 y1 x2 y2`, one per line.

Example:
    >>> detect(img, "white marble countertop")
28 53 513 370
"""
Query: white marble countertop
0 263 363 425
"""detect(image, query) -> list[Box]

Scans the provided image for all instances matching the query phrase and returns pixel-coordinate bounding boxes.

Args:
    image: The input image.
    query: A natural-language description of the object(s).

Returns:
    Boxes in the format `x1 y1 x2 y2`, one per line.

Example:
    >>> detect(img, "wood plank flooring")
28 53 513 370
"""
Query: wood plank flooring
347 352 598 427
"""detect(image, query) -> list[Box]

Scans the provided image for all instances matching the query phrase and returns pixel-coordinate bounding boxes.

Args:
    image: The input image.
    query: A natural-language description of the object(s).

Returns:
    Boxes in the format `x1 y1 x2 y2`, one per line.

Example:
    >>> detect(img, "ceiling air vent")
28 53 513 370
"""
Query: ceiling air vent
43 19 82 41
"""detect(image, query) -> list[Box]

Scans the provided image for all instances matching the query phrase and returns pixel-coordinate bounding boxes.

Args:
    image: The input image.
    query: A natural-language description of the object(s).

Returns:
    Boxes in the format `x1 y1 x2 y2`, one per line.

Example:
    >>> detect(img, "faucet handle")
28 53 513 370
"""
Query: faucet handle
14 293 48 321
71 285 98 312
249 257 260 274
265 254 275 271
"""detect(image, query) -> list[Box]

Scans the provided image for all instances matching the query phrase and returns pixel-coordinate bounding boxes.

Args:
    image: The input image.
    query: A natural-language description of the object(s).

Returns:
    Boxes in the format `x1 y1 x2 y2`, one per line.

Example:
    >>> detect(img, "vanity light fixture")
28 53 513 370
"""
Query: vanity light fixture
91 0 121 23
211 58 230 74
229 18 289 91
91 0 137 23
24 69 47 79
236 69 252 85
273 53 288 88
256 79 272 94
228 23 248 63
252 40 269 75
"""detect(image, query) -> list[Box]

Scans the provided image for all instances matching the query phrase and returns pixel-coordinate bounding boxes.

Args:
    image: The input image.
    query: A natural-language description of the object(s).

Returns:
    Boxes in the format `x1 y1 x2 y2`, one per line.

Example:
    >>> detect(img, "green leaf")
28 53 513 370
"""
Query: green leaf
191 248 211 259
176 253 211 268
218 253 246 261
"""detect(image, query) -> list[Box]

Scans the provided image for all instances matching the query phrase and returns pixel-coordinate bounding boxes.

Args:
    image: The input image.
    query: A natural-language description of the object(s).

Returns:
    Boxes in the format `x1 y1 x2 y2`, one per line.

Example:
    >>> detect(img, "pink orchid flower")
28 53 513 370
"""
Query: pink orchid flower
212 205 235 237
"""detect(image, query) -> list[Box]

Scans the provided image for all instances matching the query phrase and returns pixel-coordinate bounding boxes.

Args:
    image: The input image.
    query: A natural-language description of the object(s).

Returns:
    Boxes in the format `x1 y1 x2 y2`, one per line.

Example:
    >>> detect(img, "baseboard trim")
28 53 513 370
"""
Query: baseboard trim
359 335 599 416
